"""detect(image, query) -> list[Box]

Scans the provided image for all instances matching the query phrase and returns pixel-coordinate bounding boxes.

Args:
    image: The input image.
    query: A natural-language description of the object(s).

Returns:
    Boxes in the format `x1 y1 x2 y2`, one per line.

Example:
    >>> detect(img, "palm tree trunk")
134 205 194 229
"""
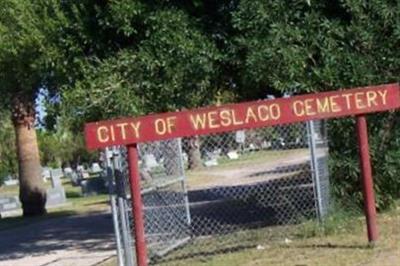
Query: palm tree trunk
12 96 46 216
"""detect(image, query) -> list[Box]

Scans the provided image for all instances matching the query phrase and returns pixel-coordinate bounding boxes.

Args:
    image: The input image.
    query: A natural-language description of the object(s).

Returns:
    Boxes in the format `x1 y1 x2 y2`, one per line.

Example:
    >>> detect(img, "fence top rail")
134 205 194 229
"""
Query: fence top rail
85 83 400 150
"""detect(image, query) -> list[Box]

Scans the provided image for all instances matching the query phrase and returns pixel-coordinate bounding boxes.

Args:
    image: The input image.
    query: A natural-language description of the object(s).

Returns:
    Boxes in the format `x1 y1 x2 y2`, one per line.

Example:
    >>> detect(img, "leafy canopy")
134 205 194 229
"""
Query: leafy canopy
60 1 221 131
0 0 67 104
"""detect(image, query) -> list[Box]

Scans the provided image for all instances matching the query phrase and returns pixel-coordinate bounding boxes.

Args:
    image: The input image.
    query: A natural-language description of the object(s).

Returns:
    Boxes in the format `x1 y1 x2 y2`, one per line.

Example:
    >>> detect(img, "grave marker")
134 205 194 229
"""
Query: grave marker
47 168 67 208
0 196 21 218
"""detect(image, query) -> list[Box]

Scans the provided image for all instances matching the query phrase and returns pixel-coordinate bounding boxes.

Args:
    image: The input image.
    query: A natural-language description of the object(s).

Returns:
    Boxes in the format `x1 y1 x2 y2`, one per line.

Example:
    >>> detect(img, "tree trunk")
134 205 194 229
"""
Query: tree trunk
12 97 46 216
187 136 202 170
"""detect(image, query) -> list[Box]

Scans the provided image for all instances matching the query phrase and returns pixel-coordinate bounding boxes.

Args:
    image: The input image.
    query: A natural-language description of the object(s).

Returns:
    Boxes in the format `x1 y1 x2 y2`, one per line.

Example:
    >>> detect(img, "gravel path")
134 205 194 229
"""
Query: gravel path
190 148 328 190
0 212 116 266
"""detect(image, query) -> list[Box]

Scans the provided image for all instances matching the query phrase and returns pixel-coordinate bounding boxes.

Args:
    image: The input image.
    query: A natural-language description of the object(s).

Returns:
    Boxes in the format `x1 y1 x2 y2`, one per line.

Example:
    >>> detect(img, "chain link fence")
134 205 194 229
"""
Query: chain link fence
106 120 329 266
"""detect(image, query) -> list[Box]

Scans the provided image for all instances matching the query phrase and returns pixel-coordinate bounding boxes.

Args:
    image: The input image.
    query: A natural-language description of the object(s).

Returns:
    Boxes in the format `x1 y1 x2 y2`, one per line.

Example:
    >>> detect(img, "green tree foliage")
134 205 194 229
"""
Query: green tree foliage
57 1 400 208
0 0 66 100
0 112 17 182
57 1 220 131
232 0 400 209
37 129 97 169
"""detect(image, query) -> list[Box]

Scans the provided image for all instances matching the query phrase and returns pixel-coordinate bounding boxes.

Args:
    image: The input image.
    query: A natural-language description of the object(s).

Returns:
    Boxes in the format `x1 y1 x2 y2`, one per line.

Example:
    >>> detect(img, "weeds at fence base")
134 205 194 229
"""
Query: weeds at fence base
154 209 359 265
147 206 399 266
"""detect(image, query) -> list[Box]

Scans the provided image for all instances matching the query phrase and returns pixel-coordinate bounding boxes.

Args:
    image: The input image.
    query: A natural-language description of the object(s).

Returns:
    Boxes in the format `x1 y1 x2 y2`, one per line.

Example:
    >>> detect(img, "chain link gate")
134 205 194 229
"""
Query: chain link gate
106 120 329 266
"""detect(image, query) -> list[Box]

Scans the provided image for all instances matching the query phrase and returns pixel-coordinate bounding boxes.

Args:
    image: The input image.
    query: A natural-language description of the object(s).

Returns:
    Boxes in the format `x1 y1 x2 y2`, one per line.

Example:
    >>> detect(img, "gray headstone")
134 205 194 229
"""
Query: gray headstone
42 167 51 179
69 171 81 186
51 168 63 178
46 187 67 208
0 196 21 217
50 168 63 188
235 130 246 143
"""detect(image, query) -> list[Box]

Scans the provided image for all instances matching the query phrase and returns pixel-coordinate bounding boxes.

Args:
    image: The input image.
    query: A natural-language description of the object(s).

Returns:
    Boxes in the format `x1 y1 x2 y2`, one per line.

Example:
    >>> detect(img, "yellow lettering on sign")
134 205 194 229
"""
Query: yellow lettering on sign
316 98 330 113
116 123 128 140
329 96 341 112
207 111 220 129
378 90 388 105
354 92 366 109
366 91 378 107
304 99 316 116
231 109 244 125
130 122 141 138
110 125 115 141
155 119 167 135
270 104 281 120
97 126 109 143
257 105 269 121
166 116 177 133
220 110 232 127
245 107 258 123
341 93 352 109
190 113 207 130
293 101 305 116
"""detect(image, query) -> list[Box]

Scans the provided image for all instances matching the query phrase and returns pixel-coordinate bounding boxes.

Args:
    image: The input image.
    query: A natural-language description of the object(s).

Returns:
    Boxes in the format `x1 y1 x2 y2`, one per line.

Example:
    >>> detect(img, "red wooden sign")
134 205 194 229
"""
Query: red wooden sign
85 83 400 150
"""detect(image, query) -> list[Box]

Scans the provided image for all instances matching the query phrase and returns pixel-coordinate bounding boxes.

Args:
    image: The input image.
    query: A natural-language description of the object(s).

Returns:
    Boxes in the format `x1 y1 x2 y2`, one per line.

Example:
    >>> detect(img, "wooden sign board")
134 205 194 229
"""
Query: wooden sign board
85 83 400 150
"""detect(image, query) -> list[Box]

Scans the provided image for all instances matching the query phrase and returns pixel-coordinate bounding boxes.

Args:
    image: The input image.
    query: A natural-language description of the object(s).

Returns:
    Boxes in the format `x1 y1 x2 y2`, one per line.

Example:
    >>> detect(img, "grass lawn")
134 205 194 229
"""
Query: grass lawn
0 179 109 231
202 148 308 169
99 205 400 266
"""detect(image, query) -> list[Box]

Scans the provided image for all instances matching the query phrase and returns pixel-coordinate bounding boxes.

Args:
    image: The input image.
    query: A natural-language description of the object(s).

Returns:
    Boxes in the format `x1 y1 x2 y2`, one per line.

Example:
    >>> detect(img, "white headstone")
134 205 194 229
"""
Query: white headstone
4 179 18 186
64 167 73 174
204 158 218 167
227 151 239 160
235 130 246 143
51 168 64 179
182 152 188 163
91 163 102 173
262 141 271 149
143 154 159 169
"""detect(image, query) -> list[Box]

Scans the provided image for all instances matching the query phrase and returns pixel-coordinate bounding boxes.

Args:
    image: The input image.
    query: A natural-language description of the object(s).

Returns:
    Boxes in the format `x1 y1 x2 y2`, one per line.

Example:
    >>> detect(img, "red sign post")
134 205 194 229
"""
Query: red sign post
85 83 400 265
356 116 379 243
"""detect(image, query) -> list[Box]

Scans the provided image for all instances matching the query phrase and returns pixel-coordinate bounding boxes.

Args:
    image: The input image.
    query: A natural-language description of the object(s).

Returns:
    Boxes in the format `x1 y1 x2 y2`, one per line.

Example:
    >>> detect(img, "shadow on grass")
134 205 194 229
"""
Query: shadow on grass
66 191 82 198
288 243 370 250
84 200 109 206
0 210 78 231
154 243 256 264
0 211 115 261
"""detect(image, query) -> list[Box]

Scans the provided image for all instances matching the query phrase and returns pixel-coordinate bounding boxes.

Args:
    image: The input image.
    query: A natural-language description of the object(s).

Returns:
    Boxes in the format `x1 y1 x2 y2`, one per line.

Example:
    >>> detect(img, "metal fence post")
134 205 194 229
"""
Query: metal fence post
177 138 192 226
105 148 124 266
127 144 149 266
356 115 378 244
307 121 323 222
112 150 135 266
